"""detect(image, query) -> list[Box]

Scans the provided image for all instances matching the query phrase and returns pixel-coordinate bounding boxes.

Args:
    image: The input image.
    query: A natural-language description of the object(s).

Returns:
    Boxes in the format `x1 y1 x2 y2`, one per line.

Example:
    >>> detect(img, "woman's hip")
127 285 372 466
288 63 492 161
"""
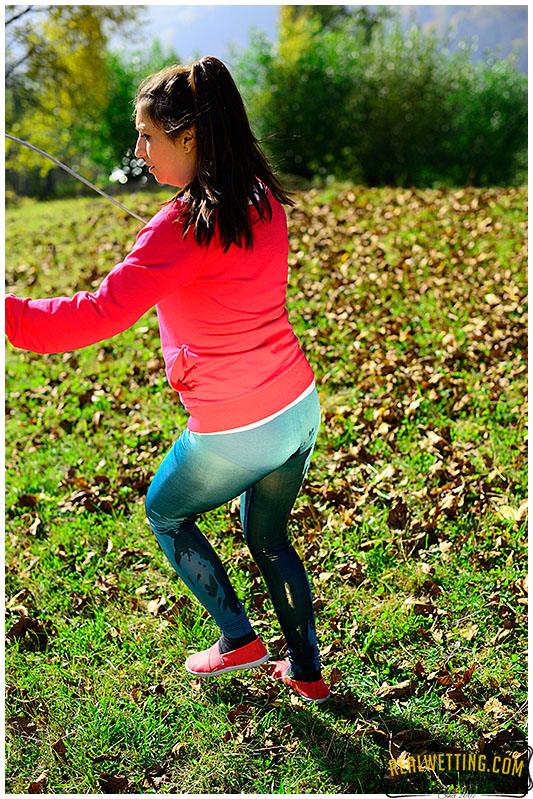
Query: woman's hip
146 387 321 522
189 386 321 472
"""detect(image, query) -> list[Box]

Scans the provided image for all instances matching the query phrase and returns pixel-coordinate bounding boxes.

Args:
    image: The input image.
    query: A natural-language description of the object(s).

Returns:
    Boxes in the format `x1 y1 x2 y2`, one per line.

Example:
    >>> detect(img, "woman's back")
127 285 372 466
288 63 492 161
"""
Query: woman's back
155 189 314 432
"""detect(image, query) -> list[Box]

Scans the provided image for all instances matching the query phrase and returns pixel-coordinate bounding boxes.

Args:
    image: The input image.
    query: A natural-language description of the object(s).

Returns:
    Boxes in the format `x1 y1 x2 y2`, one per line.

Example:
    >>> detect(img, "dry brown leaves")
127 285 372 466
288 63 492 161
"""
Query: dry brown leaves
285 185 526 538
6 616 55 652
5 186 527 794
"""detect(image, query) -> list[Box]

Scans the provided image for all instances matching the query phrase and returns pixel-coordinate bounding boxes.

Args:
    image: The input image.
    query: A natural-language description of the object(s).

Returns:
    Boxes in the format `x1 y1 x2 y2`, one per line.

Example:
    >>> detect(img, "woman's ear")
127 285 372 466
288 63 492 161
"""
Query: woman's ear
181 128 196 153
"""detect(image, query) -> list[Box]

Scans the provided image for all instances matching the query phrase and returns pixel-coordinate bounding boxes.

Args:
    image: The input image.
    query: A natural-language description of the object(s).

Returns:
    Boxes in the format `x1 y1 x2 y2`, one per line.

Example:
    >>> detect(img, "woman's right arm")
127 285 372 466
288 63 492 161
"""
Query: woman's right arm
5 208 205 354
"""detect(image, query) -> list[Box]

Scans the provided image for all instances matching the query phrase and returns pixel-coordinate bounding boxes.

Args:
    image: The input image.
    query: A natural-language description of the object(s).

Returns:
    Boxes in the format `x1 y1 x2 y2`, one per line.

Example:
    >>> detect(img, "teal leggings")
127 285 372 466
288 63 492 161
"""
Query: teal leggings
145 388 322 680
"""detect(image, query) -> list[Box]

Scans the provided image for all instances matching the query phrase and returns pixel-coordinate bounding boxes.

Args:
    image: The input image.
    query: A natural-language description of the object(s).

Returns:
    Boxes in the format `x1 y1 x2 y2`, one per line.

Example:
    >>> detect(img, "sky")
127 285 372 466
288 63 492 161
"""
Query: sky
139 5 278 63
127 4 528 71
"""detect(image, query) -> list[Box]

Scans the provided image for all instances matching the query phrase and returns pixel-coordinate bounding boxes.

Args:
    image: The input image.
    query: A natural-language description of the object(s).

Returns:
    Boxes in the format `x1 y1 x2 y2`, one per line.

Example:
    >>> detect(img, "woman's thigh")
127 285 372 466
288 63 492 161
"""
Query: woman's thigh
146 388 321 530
145 429 259 531
239 447 314 552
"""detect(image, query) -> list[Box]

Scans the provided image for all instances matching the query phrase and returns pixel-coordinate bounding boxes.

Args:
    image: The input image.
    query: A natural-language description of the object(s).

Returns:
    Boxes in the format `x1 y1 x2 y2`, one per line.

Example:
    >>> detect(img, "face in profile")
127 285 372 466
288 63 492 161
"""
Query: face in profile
134 108 197 188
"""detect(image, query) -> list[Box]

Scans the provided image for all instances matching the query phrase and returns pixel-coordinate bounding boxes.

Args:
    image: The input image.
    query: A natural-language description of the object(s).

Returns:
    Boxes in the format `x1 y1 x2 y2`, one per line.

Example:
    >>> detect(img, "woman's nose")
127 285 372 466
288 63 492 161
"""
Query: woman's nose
135 137 145 158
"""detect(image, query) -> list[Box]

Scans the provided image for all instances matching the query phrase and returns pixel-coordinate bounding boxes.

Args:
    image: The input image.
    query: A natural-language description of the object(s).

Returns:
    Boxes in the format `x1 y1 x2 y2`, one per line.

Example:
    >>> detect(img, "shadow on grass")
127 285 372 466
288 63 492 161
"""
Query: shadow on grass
202 674 529 796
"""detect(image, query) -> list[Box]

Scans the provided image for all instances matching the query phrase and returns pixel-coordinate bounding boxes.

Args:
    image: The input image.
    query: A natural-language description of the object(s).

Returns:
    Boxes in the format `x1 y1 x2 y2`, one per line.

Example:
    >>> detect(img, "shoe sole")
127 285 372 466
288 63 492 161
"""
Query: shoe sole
185 652 270 677
301 693 331 705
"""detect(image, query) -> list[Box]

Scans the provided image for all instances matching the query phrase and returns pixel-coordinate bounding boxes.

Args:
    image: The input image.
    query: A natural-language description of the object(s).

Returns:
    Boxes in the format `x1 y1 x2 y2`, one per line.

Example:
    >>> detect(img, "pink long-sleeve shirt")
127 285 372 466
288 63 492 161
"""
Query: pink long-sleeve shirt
5 192 314 433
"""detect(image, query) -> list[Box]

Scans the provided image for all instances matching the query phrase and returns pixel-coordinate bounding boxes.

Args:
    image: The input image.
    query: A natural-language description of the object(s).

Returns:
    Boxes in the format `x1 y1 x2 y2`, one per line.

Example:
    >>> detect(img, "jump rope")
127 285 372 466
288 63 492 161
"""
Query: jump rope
5 134 148 224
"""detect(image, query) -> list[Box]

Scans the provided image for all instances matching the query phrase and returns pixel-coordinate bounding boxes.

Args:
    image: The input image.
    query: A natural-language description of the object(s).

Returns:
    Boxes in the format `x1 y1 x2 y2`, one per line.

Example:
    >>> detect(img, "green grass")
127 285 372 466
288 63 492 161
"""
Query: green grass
5 184 528 794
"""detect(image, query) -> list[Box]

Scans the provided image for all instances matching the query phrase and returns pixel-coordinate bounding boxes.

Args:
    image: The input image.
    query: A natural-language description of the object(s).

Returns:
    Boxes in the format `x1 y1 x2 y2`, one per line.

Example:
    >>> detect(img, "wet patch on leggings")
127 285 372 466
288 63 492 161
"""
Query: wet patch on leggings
177 546 235 614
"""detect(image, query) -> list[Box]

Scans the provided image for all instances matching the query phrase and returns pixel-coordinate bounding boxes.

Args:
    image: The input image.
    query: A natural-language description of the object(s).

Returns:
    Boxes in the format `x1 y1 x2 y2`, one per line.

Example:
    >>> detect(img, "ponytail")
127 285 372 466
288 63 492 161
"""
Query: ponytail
135 56 294 252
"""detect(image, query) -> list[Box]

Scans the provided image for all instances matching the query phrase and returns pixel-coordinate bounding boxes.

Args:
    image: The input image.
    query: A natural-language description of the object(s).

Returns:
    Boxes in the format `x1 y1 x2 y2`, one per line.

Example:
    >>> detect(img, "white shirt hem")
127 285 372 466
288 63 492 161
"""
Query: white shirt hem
194 381 316 435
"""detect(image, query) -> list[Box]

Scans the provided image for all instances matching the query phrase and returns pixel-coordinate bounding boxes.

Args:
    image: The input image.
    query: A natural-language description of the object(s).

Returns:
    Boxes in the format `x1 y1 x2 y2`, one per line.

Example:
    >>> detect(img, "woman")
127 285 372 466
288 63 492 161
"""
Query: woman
5 57 330 704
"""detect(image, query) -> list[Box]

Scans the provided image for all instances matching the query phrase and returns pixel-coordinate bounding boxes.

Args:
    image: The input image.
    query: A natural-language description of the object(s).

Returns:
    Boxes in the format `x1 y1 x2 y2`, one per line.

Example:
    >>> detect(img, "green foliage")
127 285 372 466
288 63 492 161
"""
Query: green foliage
5 6 144 194
279 4 394 42
236 20 367 182
6 5 526 198
6 7 179 196
234 12 527 186
440 54 528 185
89 40 182 182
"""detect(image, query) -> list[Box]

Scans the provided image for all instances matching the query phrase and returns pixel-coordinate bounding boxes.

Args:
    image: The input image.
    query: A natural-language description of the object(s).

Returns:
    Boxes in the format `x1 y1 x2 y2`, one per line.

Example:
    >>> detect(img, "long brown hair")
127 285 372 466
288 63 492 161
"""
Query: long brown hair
135 56 294 251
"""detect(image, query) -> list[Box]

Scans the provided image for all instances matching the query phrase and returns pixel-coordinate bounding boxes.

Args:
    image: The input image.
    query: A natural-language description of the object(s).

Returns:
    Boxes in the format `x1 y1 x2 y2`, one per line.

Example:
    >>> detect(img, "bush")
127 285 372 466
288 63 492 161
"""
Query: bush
234 18 527 187
439 53 528 185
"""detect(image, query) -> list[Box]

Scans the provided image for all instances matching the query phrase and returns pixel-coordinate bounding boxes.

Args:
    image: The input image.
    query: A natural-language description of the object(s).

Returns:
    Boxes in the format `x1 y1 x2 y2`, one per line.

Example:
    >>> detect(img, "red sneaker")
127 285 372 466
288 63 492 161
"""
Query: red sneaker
268 660 331 704
185 637 269 677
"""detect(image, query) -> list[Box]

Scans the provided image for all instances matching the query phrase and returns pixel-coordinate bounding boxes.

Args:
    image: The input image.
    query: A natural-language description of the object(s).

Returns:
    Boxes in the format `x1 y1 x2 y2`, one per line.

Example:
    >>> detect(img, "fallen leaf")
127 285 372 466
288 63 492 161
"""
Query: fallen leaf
443 686 472 708
142 765 168 791
387 498 409 530
374 464 396 483
491 628 512 645
439 540 454 555
484 697 513 718
328 666 343 686
27 773 48 793
81 550 97 566
94 576 120 597
336 561 365 584
6 617 52 652
17 493 38 508
98 772 130 793
455 662 477 686
414 661 428 679
8 715 40 739
91 753 121 764
460 714 480 728
52 738 67 763
147 595 167 615
404 596 436 616
377 679 415 699
496 504 525 522
478 726 526 753
27 516 45 537
427 668 453 686
458 623 479 641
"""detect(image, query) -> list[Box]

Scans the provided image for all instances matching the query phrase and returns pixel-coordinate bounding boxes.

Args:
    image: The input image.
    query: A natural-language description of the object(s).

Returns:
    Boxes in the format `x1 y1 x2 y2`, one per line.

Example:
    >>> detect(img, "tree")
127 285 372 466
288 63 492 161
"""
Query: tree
279 5 350 34
234 8 527 187
5 5 144 192
279 5 393 42
236 7 396 181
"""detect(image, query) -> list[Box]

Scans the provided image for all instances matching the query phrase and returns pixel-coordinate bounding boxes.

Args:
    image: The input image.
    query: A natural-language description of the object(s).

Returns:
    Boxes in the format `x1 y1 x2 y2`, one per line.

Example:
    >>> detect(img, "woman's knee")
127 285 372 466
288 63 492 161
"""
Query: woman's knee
145 482 191 535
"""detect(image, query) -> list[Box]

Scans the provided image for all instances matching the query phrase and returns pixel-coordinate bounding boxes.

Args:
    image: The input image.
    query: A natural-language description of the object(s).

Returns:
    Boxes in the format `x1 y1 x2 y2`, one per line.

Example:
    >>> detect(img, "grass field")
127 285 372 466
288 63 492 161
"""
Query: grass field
5 183 528 795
